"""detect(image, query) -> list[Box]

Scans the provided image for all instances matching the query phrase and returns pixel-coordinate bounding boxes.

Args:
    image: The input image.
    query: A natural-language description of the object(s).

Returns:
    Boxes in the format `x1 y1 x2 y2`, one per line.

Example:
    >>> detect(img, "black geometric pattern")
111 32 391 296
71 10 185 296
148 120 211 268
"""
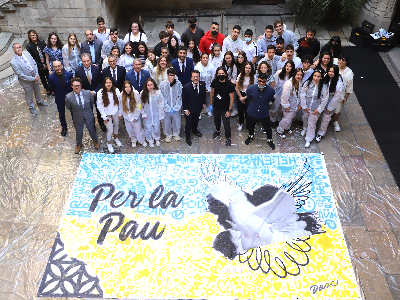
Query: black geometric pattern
37 232 104 298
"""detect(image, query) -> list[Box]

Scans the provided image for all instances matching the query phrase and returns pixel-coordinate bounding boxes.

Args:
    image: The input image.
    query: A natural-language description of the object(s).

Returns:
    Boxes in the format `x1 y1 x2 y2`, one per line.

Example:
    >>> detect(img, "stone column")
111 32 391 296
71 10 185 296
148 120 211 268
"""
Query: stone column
358 0 398 31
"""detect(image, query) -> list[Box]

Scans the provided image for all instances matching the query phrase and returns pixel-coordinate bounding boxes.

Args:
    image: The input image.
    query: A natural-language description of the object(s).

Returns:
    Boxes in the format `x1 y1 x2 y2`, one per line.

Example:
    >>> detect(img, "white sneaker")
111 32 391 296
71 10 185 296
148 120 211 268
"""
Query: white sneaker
208 111 213 117
230 109 238 117
238 124 243 131
107 143 114 153
199 114 202 120
141 141 147 147
115 138 122 147
301 128 307 136
276 132 286 139
131 141 137 148
173 135 180 141
305 141 310 148
165 136 172 143
149 142 154 148
156 140 160 146
286 129 293 134
333 121 340 132
316 135 322 143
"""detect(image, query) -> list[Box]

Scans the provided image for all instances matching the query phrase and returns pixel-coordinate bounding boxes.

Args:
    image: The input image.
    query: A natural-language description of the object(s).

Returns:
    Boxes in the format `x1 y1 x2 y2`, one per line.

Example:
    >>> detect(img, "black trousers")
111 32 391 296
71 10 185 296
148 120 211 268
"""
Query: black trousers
56 102 67 128
38 68 50 91
185 109 201 140
247 114 272 139
214 107 231 139
237 95 248 126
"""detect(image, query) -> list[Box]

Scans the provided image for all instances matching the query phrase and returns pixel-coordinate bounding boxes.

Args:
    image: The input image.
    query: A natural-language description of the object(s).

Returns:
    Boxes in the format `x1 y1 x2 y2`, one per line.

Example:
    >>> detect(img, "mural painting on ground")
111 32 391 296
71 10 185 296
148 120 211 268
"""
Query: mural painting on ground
38 153 361 299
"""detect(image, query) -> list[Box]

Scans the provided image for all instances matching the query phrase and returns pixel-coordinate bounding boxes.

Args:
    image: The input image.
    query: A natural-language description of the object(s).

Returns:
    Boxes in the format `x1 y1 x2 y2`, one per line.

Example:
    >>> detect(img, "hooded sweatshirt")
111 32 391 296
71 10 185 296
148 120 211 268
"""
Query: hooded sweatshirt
199 30 225 55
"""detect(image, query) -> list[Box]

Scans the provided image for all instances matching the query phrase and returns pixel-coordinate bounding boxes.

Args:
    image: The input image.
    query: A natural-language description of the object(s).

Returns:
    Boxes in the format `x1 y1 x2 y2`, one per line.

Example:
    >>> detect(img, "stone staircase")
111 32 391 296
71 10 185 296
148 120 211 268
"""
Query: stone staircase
0 31 26 82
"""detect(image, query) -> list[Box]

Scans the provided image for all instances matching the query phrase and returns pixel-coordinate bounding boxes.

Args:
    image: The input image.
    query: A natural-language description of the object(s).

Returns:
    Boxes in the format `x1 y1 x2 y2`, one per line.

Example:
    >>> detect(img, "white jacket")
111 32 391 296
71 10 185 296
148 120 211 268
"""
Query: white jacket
97 89 122 119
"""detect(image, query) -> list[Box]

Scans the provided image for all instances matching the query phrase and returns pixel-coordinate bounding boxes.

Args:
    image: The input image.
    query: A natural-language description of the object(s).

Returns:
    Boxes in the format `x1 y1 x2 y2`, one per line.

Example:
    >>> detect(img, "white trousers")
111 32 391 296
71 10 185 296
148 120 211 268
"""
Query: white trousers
144 123 161 143
302 111 320 142
317 110 333 136
162 110 181 138
125 119 145 144
277 111 297 134
105 113 119 141
270 96 282 122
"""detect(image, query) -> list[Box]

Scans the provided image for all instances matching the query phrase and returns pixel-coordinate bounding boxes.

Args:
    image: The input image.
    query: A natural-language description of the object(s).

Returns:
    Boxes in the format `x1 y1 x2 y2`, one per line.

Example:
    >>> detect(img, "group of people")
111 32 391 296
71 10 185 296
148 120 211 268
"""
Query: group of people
10 16 353 153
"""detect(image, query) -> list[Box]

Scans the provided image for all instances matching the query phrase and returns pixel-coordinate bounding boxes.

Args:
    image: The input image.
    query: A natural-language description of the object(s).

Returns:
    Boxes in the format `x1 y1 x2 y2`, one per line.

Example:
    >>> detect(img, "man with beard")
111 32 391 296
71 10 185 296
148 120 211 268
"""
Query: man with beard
297 27 320 59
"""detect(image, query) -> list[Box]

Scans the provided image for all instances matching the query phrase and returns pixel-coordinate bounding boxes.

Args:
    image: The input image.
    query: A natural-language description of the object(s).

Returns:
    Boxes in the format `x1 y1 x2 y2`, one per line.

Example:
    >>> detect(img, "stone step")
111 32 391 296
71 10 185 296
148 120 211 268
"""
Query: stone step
0 32 13 56
0 37 27 80
0 66 15 82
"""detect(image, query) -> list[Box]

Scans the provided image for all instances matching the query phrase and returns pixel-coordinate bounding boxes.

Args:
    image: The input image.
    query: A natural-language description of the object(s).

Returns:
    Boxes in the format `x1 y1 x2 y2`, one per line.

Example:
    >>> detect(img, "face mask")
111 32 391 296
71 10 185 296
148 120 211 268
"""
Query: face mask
189 24 196 29
170 79 176 87
257 85 265 89
217 75 225 81
245 38 251 43
211 30 218 36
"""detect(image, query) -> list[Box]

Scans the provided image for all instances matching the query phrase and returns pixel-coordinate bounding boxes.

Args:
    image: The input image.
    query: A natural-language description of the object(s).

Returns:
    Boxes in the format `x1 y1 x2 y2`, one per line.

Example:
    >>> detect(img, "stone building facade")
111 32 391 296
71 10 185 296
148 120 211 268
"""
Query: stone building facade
358 0 399 30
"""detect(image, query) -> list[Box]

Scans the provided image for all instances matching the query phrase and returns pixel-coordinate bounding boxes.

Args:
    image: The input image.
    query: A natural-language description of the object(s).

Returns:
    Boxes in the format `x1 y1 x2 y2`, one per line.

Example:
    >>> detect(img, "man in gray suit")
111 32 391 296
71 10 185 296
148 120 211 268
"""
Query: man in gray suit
10 43 49 114
65 77 100 154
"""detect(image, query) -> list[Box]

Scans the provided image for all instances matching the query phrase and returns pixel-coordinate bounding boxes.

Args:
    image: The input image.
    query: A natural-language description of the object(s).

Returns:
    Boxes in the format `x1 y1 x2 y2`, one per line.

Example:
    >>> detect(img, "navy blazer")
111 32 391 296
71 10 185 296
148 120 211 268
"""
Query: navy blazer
75 65 103 95
48 70 73 105
125 69 150 93
101 66 126 92
182 80 207 113
80 40 103 66
171 57 194 86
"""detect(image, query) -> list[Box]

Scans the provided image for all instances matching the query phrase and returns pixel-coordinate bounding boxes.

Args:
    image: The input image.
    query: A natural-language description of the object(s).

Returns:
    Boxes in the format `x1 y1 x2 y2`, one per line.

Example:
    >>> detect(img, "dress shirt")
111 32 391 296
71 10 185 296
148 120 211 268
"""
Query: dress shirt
110 67 118 81
192 82 199 94
75 92 84 108
178 59 185 72
88 43 96 63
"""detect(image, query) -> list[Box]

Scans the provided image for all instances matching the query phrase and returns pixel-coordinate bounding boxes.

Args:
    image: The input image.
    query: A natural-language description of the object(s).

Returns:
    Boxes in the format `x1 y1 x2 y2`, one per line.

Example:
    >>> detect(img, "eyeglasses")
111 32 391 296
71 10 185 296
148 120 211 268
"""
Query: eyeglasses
339 58 347 61
29 34 37 37
72 84 82 87
111 32 119 35
258 80 267 83
86 33 93 36
132 26 138 28
167 74 175 77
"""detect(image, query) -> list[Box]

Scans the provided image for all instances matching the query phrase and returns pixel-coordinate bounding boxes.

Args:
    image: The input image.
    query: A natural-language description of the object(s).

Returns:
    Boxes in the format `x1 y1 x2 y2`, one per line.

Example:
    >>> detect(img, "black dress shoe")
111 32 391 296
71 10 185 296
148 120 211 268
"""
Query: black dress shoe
100 124 107 132
193 130 202 137
186 139 192 146
61 127 67 136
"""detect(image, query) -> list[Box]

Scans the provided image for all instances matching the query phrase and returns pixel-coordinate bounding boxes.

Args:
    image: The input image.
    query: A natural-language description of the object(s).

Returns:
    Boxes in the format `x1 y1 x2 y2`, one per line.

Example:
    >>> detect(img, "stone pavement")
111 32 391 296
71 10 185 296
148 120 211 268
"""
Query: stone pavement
1 3 400 299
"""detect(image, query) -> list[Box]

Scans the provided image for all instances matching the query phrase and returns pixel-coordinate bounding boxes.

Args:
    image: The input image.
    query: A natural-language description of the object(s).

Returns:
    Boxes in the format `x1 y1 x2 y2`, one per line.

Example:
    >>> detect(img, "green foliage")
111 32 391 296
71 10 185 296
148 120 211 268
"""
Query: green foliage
292 0 367 25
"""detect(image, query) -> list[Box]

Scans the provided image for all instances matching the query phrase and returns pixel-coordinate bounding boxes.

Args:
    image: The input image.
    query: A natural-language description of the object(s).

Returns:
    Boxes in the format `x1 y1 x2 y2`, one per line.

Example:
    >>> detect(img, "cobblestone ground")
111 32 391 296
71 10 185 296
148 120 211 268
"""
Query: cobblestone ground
1 4 400 299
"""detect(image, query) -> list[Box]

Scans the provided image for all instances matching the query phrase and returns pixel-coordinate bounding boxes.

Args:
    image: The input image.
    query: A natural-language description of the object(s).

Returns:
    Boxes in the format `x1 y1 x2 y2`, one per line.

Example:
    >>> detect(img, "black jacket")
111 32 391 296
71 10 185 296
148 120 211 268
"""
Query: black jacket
26 40 47 69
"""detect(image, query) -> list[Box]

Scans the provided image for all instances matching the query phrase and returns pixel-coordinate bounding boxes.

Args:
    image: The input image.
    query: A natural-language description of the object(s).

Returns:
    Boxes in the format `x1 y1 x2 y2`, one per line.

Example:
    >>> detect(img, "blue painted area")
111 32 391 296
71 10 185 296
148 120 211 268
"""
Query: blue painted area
66 153 338 226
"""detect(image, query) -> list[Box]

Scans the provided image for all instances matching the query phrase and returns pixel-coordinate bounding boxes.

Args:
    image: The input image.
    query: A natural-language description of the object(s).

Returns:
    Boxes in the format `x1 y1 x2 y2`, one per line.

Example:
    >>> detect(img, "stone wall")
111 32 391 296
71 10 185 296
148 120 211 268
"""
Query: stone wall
0 0 111 43
358 0 399 30
120 0 232 10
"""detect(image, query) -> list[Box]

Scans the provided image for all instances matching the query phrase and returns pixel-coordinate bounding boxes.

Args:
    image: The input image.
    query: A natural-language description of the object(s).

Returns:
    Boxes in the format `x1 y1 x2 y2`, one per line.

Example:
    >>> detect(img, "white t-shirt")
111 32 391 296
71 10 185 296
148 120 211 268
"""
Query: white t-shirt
242 41 257 62
124 32 148 44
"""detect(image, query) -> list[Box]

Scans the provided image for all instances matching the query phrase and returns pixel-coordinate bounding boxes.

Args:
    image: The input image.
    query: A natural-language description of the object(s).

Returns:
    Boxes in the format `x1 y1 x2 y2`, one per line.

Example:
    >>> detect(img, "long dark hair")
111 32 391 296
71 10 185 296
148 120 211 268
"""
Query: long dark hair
279 60 296 80
317 51 333 69
141 78 159 104
221 51 236 78
214 66 228 81
27 29 40 44
168 36 179 59
122 41 135 57
135 41 148 58
121 80 136 113
128 22 145 34
110 45 120 58
321 36 342 58
186 38 200 64
306 69 325 99
324 65 342 94
236 51 247 72
291 68 304 96
237 61 255 90
211 43 221 58
47 32 62 49
101 77 119 107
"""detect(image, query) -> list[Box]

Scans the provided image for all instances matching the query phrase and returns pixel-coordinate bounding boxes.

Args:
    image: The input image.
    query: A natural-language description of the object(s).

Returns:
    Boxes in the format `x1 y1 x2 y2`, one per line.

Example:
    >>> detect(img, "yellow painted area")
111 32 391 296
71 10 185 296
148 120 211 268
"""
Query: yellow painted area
59 211 360 299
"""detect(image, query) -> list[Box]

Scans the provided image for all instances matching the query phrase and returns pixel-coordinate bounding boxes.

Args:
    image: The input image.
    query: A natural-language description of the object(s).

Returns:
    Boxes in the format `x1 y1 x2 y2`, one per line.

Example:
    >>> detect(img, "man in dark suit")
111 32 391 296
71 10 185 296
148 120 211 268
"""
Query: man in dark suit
48 60 73 136
171 46 194 86
182 70 206 146
65 77 100 154
80 30 103 66
101 55 126 91
125 58 150 93
75 53 106 132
